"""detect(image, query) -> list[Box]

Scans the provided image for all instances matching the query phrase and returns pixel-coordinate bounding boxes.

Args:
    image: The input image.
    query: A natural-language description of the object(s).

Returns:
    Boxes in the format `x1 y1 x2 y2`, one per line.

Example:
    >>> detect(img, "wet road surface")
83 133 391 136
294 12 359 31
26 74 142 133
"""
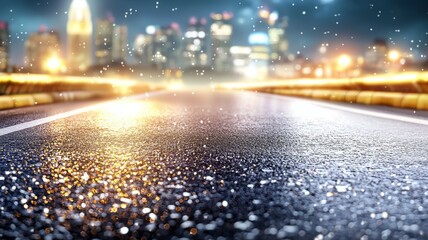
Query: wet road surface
1 90 428 239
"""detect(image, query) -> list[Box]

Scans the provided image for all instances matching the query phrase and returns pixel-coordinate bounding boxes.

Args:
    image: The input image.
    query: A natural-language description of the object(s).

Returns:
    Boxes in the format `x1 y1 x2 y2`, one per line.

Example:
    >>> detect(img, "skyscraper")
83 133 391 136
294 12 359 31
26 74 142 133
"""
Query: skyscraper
256 9 288 63
268 16 288 62
67 0 93 72
95 13 128 66
133 33 153 65
210 12 233 72
0 21 9 72
146 23 182 69
25 26 61 73
95 17 114 66
249 32 270 79
183 17 208 68
112 25 128 62
163 23 182 69
133 24 180 69
134 25 159 66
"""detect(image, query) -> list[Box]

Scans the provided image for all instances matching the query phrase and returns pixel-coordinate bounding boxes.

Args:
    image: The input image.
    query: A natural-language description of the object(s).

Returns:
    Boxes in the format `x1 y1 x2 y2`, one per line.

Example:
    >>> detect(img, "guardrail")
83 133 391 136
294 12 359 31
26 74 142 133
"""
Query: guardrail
217 71 428 110
0 73 160 96
0 73 163 110
219 72 428 93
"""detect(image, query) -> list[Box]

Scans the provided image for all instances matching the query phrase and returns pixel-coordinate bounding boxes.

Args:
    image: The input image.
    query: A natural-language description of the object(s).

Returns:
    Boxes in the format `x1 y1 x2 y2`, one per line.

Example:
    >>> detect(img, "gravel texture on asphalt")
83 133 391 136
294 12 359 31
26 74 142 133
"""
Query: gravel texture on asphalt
1 90 428 239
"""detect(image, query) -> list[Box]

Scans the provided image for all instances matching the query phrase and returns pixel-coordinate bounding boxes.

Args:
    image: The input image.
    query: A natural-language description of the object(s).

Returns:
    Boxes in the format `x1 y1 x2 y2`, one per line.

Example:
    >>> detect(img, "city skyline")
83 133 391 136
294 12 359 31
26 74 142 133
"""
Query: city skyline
1 0 428 66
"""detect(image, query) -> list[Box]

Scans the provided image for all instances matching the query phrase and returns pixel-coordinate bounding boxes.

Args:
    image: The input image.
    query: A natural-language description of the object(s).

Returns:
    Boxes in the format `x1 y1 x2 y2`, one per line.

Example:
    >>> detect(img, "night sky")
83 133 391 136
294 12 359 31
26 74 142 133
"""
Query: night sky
1 0 428 65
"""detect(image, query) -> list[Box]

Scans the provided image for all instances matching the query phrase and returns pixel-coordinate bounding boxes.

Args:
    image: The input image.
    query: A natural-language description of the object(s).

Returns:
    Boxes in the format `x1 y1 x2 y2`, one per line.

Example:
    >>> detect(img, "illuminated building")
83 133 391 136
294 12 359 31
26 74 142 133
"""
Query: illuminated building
95 13 127 66
24 26 61 73
133 34 153 65
230 46 251 76
364 38 388 73
183 17 208 68
256 7 271 31
67 0 93 72
150 23 182 69
112 25 128 62
256 9 289 63
248 32 270 79
95 17 114 66
210 12 233 72
0 21 9 72
134 24 181 69
163 23 182 69
133 26 159 66
269 17 289 62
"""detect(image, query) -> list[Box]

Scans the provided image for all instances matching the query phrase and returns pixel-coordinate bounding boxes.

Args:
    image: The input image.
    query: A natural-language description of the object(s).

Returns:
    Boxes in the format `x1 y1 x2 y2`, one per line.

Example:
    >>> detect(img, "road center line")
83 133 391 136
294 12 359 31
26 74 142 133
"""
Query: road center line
0 91 168 137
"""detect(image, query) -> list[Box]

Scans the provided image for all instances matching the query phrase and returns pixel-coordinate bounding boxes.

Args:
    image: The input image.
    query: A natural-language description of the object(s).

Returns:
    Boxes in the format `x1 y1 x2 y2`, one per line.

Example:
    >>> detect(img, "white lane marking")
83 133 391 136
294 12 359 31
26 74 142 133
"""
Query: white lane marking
311 101 428 126
0 91 167 137
265 93 428 126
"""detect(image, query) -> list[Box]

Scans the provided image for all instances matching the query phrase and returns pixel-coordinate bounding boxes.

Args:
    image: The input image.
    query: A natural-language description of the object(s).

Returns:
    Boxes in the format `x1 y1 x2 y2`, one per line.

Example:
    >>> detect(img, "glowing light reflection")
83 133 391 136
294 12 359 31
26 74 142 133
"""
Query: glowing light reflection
98 101 155 132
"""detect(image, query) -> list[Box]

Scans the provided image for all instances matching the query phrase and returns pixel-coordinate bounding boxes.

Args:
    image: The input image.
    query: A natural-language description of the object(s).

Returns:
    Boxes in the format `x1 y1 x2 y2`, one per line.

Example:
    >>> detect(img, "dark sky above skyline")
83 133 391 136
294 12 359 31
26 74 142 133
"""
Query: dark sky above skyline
1 0 428 65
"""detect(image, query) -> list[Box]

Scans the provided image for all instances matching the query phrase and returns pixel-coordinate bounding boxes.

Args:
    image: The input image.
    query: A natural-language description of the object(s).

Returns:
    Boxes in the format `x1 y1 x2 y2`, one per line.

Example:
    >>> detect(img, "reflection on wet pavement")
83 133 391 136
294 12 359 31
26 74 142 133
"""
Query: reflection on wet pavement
1 91 428 239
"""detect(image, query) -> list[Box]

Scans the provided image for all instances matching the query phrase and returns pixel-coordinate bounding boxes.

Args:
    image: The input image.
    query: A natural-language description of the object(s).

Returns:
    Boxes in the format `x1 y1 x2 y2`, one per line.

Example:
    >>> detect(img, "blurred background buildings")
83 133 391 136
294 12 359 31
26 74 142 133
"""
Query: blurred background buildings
0 0 425 80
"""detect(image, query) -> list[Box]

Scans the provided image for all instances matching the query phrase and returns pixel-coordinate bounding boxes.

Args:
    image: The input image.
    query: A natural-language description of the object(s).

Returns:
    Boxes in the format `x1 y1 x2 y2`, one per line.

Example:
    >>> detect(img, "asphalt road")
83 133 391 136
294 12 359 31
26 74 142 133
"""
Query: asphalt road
1 90 428 240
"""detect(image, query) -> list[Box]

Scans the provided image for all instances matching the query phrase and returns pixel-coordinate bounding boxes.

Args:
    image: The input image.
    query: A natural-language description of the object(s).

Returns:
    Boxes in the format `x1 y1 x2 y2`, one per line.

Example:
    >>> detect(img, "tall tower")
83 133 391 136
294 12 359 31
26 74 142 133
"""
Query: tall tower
0 21 9 72
112 25 128 62
210 12 233 72
95 18 114 66
183 17 207 68
67 0 92 72
268 16 288 62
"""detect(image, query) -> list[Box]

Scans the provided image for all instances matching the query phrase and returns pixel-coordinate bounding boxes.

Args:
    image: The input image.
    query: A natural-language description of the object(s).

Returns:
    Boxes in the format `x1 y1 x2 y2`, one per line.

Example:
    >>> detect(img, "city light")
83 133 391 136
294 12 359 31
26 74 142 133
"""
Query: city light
388 50 401 62
337 54 352 70
268 11 279 26
146 25 157 35
230 46 252 55
44 55 64 74
314 67 324 78
248 32 270 46
258 9 270 20
319 44 328 54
